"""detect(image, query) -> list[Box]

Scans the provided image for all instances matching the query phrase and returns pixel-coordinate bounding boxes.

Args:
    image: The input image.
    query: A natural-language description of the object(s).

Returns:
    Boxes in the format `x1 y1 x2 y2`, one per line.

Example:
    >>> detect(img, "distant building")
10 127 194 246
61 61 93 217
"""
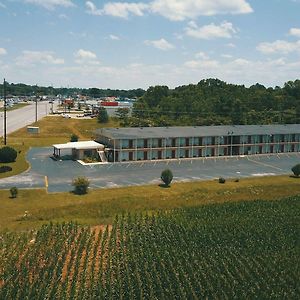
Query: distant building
95 124 300 162
62 98 74 106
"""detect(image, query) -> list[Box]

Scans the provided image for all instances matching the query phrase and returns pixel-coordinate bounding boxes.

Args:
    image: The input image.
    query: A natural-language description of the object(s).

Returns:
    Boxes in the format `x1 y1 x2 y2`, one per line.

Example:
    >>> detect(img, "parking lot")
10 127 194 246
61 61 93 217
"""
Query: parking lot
0 147 299 193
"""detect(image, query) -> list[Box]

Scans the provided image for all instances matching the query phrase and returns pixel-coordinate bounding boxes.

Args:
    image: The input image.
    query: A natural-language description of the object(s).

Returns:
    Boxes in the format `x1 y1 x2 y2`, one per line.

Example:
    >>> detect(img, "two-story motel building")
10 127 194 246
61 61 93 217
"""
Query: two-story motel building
95 124 300 163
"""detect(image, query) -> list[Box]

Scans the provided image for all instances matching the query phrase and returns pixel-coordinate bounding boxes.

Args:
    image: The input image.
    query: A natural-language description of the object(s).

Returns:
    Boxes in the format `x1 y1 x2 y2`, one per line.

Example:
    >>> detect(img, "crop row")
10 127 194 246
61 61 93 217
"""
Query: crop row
0 197 299 299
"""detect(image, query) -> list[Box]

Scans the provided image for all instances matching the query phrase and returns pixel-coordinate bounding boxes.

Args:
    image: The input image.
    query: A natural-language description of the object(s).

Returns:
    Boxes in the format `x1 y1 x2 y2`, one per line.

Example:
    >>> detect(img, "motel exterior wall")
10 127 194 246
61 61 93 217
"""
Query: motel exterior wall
95 126 300 163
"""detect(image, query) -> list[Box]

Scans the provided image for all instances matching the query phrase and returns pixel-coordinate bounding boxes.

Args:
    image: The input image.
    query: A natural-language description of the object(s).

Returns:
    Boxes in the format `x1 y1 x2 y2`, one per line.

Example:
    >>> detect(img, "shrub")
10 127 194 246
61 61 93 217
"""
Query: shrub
0 146 17 163
0 166 12 173
10 187 18 198
291 164 300 177
70 134 79 142
72 176 90 195
219 177 226 184
161 169 173 187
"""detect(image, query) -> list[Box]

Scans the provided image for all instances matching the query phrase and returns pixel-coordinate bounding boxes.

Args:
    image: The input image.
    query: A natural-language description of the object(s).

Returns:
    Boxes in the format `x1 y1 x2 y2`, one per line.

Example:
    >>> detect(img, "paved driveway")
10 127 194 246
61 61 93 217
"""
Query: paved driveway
0 147 299 193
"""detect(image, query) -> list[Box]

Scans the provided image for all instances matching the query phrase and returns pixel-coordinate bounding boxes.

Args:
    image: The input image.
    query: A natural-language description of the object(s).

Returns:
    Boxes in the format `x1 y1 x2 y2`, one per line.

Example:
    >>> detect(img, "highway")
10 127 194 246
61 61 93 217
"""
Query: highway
0 101 58 137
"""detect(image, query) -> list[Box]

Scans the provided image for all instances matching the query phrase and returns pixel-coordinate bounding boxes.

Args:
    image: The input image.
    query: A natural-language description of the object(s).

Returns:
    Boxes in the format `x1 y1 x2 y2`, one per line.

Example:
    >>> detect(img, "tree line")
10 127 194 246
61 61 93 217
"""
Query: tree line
0 82 145 99
121 78 300 127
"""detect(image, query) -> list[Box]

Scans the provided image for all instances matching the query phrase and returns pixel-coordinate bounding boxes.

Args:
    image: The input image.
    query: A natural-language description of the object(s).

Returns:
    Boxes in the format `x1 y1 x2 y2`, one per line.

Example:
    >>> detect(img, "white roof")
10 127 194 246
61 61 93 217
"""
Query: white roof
53 141 104 150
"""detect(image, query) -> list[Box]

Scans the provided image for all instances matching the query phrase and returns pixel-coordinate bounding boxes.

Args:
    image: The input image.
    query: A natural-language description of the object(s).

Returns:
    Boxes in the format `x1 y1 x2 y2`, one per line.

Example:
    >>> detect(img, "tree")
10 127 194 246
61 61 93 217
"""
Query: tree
10 187 18 198
142 85 169 108
70 134 79 142
291 164 300 177
0 146 17 163
97 107 109 123
72 177 90 195
161 169 173 187
116 107 130 126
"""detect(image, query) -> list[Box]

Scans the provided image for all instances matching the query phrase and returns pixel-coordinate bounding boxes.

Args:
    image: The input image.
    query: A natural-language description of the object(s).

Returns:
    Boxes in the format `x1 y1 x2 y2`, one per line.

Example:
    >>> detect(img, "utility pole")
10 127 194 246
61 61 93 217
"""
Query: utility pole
3 78 7 145
35 97 38 123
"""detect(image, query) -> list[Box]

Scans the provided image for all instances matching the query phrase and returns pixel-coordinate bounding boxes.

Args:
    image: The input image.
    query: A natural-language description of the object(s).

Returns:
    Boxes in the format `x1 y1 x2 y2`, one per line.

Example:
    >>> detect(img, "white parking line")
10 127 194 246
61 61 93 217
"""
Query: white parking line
247 157 283 171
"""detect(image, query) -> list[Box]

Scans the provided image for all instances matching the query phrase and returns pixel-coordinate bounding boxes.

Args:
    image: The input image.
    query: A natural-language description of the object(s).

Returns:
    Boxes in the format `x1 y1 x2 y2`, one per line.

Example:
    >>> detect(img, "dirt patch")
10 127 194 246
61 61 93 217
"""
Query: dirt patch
91 224 112 235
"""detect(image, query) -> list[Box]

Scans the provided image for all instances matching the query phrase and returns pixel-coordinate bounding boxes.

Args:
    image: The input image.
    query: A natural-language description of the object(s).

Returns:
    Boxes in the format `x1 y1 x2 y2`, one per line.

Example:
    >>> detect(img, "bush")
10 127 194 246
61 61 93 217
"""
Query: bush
72 176 90 195
161 169 173 187
291 164 300 177
70 134 79 142
219 177 226 184
0 166 12 173
10 187 18 198
0 146 17 163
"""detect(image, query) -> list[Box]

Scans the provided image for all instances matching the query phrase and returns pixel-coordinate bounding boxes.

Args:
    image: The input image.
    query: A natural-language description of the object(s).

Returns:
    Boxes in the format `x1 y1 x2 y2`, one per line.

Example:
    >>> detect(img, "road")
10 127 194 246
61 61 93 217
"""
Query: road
0 101 58 136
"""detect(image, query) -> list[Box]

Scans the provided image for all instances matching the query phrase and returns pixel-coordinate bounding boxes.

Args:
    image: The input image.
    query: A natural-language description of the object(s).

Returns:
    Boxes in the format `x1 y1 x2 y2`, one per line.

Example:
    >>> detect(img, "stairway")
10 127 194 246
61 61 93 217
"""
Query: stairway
97 150 108 162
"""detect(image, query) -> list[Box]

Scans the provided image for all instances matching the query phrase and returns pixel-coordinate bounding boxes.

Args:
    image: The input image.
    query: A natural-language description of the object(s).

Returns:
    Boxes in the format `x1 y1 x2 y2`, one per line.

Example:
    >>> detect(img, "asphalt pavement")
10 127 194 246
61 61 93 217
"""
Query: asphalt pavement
0 101 58 137
0 147 299 193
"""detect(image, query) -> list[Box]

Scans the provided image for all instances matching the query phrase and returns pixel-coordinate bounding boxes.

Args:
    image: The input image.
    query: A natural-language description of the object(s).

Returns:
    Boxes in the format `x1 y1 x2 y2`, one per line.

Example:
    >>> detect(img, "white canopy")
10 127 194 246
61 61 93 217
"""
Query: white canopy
53 141 104 150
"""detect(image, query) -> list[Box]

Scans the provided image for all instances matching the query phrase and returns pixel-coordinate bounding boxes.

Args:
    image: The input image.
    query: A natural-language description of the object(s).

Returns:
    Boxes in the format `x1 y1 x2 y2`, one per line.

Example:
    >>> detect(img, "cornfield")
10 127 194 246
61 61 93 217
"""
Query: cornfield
1 197 299 299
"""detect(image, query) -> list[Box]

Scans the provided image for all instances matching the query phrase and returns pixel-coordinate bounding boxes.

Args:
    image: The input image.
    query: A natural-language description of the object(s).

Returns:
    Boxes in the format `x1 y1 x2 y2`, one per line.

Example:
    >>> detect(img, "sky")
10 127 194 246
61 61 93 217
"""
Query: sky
0 0 300 89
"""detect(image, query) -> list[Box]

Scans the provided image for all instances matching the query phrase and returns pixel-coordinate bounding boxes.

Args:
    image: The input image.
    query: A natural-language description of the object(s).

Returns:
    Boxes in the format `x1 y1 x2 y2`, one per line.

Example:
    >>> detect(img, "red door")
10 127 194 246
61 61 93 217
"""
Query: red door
158 151 162 159
185 149 189 157
129 152 133 160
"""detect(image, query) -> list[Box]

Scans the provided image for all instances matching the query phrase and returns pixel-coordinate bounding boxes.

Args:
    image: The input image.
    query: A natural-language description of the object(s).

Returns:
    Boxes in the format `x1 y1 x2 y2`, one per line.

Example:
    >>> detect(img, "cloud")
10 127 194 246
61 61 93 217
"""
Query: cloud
5 56 300 90
226 43 236 48
59 13 69 19
15 51 64 66
0 2 6 8
195 51 209 60
150 0 253 21
86 1 148 18
257 40 300 54
289 27 300 38
109 34 120 40
185 21 237 39
24 0 75 10
144 38 175 50
75 49 97 59
85 0 252 20
74 49 100 64
221 54 233 59
85 1 102 15
184 59 219 69
0 48 7 55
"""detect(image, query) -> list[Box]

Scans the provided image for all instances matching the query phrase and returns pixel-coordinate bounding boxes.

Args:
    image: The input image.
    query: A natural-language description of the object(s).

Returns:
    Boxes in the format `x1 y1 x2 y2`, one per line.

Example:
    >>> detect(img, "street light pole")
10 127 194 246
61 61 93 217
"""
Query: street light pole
3 78 7 145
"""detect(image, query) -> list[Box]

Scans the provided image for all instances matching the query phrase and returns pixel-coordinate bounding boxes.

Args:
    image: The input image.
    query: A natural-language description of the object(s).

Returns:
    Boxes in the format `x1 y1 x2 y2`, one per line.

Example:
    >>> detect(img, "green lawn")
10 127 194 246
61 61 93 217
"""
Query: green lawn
0 102 29 112
1 175 300 232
